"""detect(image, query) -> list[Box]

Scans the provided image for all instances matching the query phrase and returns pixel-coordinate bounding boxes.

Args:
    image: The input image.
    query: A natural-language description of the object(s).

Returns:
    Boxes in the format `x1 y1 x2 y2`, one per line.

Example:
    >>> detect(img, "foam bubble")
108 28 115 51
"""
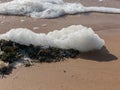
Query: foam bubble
0 25 105 52
0 0 120 18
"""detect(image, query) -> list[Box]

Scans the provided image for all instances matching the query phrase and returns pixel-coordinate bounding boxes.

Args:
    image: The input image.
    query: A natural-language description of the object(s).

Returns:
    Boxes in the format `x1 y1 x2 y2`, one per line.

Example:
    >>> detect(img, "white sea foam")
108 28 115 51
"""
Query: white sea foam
0 0 120 18
0 25 105 52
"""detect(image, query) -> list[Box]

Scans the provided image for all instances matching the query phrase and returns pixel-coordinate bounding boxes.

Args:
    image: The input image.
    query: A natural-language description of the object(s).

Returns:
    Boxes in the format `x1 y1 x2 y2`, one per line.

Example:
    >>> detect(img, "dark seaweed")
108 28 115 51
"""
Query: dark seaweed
0 39 80 76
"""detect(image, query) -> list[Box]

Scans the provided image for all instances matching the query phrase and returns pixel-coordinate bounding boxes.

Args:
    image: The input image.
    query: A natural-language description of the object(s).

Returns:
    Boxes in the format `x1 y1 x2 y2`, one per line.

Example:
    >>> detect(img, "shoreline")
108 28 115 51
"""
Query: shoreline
0 0 120 90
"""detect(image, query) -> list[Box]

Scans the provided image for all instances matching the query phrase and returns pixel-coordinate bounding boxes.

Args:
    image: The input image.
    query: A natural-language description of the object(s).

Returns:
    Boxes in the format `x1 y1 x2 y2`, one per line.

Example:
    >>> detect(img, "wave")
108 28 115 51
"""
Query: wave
0 0 120 18
0 25 105 52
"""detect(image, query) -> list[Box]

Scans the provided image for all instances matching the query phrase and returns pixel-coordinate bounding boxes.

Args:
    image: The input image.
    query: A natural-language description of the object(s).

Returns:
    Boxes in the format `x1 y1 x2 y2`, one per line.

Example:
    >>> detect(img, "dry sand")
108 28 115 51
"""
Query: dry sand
0 0 120 90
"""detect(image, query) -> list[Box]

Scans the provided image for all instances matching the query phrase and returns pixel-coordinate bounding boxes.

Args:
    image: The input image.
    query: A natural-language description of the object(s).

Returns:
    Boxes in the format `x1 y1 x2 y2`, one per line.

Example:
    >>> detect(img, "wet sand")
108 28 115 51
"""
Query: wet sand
0 0 120 90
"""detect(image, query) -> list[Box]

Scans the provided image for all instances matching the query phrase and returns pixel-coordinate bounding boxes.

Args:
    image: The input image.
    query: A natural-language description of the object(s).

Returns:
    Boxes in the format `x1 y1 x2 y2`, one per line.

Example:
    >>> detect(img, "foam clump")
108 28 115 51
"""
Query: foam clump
0 0 120 18
0 25 105 52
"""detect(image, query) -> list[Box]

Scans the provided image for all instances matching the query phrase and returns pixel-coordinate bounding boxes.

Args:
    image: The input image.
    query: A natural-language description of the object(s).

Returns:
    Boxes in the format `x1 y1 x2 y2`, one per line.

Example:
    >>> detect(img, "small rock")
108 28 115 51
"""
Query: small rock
63 70 66 73
41 24 47 27
20 19 25 22
1 21 4 24
33 27 39 30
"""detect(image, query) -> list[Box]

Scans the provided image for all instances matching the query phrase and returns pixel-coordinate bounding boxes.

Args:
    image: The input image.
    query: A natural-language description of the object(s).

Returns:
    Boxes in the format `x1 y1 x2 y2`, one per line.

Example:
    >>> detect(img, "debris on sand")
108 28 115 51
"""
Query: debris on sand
0 60 13 78
0 39 80 76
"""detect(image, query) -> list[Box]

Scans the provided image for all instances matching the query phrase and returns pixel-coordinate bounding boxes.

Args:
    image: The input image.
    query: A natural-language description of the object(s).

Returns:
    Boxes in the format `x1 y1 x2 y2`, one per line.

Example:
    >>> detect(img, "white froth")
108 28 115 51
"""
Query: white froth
0 25 105 52
0 0 120 18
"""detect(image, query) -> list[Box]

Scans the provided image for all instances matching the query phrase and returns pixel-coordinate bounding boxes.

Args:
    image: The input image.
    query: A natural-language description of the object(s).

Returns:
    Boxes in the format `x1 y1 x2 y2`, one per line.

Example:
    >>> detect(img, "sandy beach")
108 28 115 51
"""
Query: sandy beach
0 0 120 90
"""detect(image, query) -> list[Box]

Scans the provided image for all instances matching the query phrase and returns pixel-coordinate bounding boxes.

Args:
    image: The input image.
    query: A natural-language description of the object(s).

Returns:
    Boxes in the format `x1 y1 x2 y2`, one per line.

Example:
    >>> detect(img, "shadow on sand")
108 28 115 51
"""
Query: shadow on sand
77 46 118 62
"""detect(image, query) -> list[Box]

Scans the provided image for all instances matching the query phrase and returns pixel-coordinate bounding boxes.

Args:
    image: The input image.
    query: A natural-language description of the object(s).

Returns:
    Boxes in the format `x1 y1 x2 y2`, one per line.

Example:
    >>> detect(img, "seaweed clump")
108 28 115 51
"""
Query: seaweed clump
0 39 80 76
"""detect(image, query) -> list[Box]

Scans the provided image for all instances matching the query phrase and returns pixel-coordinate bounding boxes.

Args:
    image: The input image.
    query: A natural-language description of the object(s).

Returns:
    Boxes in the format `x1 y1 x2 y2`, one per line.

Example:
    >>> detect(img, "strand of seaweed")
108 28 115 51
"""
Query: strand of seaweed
0 39 79 77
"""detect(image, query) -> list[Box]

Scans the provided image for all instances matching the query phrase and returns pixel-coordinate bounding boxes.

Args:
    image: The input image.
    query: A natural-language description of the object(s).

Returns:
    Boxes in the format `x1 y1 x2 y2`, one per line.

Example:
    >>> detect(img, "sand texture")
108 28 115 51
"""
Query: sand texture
0 0 120 90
